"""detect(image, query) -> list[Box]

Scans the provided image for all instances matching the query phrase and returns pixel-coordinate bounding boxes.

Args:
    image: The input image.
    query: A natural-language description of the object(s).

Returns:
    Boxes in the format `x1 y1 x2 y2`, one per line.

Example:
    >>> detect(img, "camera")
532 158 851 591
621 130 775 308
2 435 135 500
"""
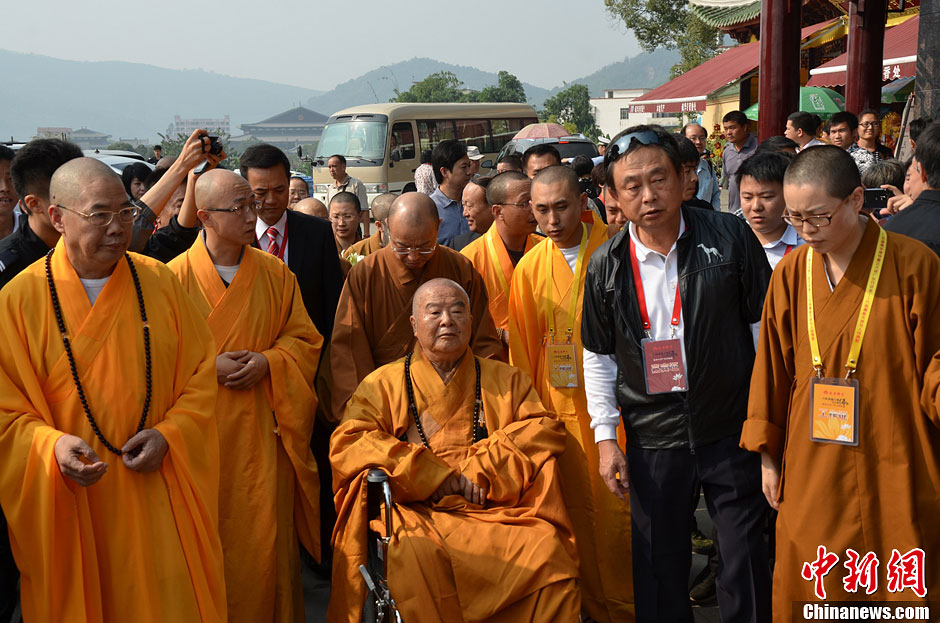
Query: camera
206 135 224 157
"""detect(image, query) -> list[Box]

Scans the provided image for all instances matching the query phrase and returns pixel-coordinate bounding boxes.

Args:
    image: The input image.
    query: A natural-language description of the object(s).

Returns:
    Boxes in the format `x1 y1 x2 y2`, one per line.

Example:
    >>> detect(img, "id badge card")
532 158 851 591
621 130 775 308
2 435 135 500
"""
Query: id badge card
546 343 579 388
640 338 687 394
809 377 859 445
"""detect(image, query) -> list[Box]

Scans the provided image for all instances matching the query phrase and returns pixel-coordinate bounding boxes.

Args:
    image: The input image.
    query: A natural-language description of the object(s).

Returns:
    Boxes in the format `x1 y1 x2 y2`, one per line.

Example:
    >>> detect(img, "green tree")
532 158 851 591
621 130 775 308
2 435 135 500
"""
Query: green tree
106 141 135 151
391 71 470 103
478 71 527 103
540 84 600 141
604 0 720 78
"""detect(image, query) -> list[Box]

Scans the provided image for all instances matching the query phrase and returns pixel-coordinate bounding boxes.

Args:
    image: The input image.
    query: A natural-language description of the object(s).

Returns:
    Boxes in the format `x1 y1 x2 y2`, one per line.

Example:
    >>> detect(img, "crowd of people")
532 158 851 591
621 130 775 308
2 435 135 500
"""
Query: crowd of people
0 100 938 623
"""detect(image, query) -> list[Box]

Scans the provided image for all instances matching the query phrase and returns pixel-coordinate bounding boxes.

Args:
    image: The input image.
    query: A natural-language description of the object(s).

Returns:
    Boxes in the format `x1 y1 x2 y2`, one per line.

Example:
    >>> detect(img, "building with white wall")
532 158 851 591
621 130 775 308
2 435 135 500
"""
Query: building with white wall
590 88 681 139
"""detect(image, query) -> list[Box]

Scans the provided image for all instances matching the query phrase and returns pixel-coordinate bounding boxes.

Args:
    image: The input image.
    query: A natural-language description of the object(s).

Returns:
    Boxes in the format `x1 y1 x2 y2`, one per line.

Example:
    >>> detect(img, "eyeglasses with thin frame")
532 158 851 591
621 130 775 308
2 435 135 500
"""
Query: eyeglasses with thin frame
782 196 851 229
858 122 879 128
203 201 261 215
389 243 437 256
55 204 140 227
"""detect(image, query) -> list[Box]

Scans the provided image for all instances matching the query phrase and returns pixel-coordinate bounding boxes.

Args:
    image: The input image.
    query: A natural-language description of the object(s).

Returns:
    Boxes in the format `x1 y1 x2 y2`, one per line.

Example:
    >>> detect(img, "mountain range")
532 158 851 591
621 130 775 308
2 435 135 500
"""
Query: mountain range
0 48 679 143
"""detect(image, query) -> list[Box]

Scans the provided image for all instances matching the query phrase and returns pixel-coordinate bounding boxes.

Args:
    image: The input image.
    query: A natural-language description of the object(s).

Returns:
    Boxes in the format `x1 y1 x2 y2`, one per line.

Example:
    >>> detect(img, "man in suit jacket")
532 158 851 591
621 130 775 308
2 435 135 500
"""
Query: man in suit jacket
240 144 344 578
239 144 343 339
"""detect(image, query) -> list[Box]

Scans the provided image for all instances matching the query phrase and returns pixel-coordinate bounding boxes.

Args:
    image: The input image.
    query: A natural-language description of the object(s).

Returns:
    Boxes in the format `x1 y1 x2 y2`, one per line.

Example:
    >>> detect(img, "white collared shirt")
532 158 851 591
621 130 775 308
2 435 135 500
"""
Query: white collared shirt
797 137 825 152
584 216 688 443
760 224 803 270
255 210 289 265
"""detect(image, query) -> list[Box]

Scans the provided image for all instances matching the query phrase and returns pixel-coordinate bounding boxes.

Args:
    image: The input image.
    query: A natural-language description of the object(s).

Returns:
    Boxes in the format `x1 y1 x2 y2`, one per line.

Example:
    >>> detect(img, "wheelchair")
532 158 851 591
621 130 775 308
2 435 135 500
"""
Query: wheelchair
360 469 403 623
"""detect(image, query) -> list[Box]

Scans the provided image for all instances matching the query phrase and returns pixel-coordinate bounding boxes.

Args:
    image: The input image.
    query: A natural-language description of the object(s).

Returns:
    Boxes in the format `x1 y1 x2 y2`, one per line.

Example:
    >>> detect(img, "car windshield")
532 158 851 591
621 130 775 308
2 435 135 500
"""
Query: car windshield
315 121 388 165
552 142 599 160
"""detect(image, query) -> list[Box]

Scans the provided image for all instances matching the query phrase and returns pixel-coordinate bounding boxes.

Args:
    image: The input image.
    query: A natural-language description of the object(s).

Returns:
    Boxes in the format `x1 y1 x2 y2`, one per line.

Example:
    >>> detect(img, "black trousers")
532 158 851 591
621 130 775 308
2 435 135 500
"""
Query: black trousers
627 435 771 623
0 511 17 623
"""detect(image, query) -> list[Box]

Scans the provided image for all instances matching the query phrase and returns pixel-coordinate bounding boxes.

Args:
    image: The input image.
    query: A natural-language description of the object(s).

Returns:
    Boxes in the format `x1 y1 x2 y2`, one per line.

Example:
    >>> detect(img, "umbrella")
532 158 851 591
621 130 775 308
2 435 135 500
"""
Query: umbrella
744 86 846 121
881 76 915 104
513 122 570 139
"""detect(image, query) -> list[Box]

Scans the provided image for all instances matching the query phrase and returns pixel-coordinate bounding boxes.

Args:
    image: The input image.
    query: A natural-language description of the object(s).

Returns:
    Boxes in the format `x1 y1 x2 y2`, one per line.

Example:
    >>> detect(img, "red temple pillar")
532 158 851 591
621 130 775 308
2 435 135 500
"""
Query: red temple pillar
758 0 802 140
845 0 888 113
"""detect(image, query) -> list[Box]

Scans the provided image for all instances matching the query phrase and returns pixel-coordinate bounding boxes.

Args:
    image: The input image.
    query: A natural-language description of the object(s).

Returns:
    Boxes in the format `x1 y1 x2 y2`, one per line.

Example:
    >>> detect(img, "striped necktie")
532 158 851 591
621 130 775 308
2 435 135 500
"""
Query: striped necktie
265 226 280 257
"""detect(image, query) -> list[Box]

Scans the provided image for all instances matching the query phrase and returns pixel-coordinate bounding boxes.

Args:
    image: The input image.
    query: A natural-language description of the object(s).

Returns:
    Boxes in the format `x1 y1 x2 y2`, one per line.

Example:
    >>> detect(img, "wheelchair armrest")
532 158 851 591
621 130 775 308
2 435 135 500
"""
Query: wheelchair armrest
365 469 393 541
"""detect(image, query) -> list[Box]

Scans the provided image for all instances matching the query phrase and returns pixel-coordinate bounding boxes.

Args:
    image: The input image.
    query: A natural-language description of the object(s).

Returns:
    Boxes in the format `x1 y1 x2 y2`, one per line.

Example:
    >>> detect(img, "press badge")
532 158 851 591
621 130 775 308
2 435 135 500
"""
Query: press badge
640 338 687 394
546 343 579 388
809 377 859 445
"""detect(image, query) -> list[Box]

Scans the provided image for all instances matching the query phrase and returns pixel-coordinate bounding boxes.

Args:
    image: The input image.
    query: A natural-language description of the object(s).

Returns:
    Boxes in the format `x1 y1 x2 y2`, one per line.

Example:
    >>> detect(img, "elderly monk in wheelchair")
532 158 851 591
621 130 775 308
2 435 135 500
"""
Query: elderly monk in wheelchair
328 278 581 623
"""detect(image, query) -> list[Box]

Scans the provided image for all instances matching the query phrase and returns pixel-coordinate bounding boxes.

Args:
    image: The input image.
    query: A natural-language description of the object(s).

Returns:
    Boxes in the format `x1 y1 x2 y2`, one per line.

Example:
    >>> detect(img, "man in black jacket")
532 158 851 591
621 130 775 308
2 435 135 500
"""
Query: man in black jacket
884 122 940 255
239 144 344 574
239 144 344 339
581 125 772 623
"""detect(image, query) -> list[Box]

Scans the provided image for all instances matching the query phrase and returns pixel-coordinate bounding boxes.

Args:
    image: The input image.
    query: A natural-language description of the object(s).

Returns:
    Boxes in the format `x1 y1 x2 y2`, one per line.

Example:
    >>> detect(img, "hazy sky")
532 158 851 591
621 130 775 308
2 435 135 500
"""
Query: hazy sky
2 0 643 91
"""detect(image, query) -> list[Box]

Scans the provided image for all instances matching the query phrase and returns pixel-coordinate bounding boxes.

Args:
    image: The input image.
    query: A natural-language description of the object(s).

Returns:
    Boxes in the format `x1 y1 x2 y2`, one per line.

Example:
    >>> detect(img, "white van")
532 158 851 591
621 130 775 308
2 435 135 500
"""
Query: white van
310 103 538 206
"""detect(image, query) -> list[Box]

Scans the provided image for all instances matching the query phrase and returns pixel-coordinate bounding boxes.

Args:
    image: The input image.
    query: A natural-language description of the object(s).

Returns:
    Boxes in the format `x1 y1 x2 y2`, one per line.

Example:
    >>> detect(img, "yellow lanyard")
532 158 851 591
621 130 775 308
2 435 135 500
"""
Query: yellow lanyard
546 224 589 342
806 227 887 377
484 229 511 299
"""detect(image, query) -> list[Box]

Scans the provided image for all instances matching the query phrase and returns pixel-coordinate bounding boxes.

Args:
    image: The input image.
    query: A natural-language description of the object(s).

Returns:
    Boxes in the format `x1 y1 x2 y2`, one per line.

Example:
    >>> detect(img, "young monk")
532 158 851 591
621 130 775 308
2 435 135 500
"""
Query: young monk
508 165 634 622
169 169 322 622
743 145 940 621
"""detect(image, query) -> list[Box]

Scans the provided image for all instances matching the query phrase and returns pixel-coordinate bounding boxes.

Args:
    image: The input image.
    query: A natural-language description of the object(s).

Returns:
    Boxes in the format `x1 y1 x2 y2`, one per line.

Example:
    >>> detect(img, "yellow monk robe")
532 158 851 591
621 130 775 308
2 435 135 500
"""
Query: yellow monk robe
0 240 225 623
328 345 580 623
743 221 940 622
460 225 541 330
508 212 635 622
327 245 503 419
169 236 322 623
344 230 383 259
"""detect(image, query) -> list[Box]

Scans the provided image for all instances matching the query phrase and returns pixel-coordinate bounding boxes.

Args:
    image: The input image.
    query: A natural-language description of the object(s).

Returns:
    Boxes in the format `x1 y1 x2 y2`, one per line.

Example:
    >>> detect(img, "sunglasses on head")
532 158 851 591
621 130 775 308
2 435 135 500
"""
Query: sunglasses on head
604 130 665 167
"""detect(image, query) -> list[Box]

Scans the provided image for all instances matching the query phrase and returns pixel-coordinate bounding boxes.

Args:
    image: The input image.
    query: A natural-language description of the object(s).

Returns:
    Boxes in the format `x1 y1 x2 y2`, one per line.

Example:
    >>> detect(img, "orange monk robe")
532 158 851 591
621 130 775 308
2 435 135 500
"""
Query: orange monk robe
460 225 541 330
743 221 940 622
0 240 225 623
169 236 322 623
508 212 634 622
327 245 502 419
345 230 383 259
328 345 580 623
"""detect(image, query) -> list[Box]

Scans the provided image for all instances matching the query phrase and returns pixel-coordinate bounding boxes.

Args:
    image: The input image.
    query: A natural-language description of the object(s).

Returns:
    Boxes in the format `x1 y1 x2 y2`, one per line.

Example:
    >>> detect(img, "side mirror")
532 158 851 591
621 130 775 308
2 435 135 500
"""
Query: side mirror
481 159 494 169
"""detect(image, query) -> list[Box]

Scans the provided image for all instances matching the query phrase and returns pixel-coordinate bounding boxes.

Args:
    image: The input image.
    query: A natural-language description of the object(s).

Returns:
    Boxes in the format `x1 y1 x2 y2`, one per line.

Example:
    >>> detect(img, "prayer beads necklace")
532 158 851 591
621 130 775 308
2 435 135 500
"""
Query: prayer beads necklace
404 352 487 451
45 250 152 456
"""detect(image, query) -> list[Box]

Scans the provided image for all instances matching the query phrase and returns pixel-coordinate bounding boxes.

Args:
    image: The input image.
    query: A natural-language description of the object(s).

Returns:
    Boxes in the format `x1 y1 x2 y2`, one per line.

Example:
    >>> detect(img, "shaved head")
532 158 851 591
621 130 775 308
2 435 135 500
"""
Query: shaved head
370 192 396 222
293 197 328 219
410 278 473 361
195 169 250 211
387 192 440 230
531 165 581 197
50 157 123 206
412 278 469 316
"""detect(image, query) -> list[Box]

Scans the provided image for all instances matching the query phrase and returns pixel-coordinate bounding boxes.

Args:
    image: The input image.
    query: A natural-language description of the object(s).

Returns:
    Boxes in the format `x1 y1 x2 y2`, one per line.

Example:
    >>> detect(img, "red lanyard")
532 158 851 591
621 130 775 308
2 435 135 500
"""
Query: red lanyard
629 236 682 338
783 244 794 256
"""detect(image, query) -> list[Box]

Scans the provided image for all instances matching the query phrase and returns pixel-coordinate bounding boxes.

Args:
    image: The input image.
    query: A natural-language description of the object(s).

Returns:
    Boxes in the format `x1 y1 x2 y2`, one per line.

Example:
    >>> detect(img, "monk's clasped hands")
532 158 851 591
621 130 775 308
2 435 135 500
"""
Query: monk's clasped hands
430 472 488 506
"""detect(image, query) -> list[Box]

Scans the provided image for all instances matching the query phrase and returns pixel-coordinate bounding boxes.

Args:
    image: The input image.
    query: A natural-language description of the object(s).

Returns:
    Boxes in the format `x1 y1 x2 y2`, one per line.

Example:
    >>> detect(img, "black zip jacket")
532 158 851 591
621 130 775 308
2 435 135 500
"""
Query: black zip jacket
582 206 771 449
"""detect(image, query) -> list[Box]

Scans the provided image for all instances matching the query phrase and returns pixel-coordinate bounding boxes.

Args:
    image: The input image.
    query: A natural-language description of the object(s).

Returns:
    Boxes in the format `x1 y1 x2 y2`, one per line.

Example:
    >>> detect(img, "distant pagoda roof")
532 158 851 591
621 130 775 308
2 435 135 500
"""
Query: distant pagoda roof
244 106 328 128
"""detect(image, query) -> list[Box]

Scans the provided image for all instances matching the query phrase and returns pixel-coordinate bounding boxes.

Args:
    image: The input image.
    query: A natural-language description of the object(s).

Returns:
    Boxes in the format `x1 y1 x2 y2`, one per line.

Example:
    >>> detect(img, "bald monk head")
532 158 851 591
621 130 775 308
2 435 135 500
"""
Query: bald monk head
48 157 136 279
370 192 396 247
386 192 441 273
410 278 472 370
195 169 258 264
293 197 328 219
